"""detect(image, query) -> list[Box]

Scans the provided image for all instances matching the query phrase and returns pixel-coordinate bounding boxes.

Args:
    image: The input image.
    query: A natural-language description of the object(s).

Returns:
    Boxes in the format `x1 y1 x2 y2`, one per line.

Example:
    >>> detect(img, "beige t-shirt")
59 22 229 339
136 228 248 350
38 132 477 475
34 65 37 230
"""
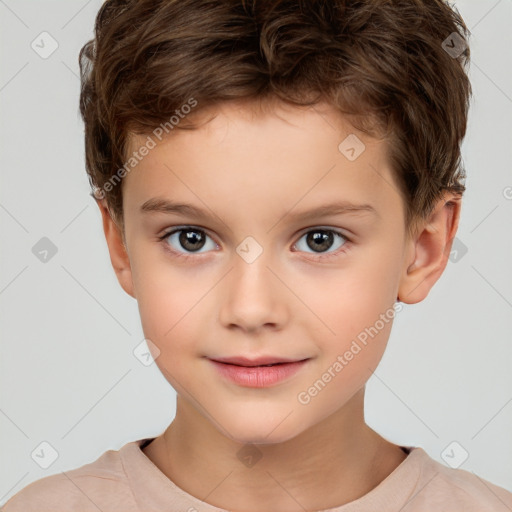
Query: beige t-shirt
2 438 512 511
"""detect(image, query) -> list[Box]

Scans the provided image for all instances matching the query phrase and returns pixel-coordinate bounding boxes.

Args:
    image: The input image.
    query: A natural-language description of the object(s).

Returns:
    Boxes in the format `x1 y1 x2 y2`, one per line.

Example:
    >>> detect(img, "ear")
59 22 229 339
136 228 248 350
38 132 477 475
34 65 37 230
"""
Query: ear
96 199 136 299
398 192 461 304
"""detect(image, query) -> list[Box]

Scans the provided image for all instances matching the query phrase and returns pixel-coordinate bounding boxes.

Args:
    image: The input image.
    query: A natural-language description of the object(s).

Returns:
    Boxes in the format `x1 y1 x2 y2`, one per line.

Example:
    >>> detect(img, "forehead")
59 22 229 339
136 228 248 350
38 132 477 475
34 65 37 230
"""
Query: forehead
123 100 403 224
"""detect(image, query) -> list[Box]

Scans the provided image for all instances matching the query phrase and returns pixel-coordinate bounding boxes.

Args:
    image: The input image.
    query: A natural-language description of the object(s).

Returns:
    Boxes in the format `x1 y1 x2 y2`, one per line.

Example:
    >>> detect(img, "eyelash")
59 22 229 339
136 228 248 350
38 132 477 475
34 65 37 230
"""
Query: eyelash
157 226 352 262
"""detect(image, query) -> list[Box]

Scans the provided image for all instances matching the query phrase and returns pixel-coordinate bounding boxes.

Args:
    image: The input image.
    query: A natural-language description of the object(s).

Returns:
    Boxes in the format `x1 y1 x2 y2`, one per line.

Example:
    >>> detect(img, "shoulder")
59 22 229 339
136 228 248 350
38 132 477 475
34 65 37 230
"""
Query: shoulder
1 444 138 512
409 447 512 511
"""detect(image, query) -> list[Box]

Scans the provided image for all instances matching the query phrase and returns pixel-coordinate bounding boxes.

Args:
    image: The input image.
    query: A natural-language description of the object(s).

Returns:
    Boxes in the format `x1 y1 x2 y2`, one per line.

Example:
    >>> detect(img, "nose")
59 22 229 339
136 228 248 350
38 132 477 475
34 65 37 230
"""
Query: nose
218 251 288 334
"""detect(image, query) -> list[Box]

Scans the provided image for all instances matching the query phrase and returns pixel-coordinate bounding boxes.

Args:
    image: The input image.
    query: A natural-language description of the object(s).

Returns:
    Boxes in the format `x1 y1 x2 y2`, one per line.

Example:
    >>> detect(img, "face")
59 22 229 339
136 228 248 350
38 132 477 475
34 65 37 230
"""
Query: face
117 100 412 444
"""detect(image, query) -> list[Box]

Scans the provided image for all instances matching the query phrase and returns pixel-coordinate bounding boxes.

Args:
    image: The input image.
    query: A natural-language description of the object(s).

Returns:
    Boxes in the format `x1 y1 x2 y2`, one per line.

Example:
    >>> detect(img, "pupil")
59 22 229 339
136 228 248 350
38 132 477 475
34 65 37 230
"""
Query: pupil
308 231 333 252
180 229 205 251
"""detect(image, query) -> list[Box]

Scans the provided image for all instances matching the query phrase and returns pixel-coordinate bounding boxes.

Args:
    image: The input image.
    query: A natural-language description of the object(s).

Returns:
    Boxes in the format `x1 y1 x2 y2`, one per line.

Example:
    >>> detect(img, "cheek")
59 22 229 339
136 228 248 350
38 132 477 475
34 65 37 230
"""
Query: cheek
299 259 398 340
134 276 205 389
297 248 400 378
298 309 395 418
131 254 210 352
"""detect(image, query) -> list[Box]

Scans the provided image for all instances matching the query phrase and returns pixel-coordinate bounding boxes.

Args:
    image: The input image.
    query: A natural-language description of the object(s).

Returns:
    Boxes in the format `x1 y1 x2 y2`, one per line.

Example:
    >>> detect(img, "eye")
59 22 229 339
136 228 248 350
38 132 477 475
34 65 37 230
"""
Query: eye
158 226 351 261
158 226 218 258
293 228 350 260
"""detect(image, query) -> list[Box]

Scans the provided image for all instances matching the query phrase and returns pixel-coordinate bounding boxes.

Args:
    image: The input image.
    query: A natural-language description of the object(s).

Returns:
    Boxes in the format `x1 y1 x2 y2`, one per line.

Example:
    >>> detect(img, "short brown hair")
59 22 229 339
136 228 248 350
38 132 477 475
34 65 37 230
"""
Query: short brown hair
79 0 472 239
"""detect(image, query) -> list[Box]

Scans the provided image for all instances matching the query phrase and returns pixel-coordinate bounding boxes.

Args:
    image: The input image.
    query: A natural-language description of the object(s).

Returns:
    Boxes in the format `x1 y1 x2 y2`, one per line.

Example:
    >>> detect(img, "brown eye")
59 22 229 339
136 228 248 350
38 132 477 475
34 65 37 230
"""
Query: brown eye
177 229 206 252
160 227 217 256
294 228 349 258
305 230 335 253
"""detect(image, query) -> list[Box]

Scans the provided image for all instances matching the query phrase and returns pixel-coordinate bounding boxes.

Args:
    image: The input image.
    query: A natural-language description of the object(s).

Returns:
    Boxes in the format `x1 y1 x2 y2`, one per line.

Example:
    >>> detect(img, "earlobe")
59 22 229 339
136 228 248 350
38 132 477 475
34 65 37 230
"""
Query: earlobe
96 199 136 299
397 193 461 304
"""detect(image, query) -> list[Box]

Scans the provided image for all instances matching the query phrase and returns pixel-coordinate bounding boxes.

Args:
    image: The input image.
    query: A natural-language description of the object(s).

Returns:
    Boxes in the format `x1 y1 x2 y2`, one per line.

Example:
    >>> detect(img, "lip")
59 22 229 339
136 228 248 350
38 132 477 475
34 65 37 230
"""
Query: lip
209 355 308 367
208 358 310 388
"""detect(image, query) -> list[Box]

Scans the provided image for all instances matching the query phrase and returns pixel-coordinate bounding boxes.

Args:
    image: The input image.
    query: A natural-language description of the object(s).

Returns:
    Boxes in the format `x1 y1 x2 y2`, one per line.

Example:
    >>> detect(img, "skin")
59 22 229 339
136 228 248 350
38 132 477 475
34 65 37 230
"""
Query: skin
97 98 461 512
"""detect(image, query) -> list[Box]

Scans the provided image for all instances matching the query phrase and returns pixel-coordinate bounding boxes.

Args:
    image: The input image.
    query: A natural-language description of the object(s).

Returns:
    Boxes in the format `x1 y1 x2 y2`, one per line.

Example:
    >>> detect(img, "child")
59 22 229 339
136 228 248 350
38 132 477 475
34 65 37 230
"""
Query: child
3 0 512 510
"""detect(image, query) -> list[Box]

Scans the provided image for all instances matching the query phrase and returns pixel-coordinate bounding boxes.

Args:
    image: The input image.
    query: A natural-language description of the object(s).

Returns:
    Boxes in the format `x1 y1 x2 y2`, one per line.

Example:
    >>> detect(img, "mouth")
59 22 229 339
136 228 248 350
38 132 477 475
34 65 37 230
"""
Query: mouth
209 356 310 367
208 357 311 388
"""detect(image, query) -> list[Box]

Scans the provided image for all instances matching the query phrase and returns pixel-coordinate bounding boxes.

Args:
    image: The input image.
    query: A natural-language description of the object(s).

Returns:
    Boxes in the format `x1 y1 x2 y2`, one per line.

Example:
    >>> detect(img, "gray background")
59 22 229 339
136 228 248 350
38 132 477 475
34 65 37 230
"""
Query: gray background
1 0 511 505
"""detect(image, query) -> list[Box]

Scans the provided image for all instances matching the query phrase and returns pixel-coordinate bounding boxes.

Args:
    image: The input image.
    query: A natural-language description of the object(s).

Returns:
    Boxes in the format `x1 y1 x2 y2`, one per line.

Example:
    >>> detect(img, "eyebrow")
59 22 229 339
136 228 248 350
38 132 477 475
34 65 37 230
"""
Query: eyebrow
140 197 379 221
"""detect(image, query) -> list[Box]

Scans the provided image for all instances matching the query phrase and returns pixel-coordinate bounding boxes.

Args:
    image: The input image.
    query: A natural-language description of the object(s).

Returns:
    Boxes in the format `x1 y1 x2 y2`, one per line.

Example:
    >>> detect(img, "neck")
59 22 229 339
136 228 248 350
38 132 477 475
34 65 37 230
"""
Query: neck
143 388 408 512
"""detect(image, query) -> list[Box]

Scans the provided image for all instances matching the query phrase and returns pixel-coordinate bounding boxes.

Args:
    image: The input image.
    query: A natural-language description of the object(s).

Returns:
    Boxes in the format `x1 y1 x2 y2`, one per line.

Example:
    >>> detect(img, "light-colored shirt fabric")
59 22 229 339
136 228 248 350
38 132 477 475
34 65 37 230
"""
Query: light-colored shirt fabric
2 438 512 511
